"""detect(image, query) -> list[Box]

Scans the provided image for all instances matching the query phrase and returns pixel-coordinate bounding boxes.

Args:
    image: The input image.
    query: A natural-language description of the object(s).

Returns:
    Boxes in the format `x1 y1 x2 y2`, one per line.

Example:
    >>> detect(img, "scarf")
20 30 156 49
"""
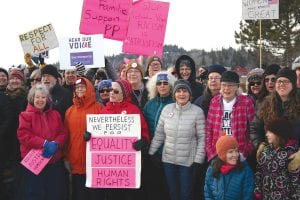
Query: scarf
220 164 237 175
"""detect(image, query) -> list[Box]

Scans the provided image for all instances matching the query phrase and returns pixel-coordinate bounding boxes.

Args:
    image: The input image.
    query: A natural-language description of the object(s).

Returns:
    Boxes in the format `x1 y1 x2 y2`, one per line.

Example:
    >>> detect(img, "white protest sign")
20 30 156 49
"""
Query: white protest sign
242 0 279 20
85 114 141 188
19 23 58 55
59 34 105 70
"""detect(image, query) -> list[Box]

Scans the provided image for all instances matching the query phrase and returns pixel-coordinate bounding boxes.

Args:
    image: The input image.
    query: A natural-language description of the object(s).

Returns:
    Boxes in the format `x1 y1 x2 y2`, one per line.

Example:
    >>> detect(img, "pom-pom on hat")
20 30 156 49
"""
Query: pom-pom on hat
276 67 297 89
41 64 60 79
115 79 132 99
208 64 227 76
97 79 112 92
75 62 85 77
173 79 192 98
266 118 293 140
247 68 264 82
75 78 87 86
216 135 239 162
9 69 24 81
221 71 240 84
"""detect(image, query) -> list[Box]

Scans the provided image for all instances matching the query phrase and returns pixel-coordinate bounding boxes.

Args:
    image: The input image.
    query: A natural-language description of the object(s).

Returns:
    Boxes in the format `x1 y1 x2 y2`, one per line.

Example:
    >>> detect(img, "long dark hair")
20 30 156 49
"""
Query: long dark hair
211 156 244 178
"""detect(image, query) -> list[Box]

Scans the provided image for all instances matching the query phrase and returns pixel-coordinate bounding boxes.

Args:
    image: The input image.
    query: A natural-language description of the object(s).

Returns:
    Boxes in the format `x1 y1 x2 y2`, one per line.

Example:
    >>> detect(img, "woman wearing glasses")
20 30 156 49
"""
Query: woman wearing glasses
250 68 300 167
96 79 112 106
246 68 264 106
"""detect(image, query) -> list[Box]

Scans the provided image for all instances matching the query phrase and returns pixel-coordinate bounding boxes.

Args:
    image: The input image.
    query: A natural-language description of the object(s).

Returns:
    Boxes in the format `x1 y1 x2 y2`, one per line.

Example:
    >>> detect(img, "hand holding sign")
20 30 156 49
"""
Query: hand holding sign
42 140 59 158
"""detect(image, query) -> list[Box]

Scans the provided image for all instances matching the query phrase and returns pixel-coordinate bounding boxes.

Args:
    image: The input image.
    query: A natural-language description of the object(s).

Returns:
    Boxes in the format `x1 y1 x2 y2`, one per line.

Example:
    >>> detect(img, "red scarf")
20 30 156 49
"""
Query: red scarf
220 164 237 174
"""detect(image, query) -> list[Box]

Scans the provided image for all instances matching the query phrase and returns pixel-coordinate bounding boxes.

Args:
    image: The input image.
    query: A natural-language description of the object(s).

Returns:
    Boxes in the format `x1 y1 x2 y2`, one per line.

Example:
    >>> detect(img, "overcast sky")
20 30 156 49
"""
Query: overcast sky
0 0 242 68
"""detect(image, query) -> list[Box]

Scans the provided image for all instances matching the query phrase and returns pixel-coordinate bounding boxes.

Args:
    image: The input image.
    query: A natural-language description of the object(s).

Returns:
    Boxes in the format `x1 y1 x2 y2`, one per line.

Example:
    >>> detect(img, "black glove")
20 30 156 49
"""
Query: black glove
83 131 92 141
132 137 149 152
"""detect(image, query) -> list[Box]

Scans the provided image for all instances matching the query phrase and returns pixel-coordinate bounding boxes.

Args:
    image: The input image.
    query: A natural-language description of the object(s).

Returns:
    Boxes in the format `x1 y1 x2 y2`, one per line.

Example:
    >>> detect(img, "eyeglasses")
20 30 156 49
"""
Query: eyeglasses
99 88 112 93
30 78 41 82
249 81 262 86
208 77 221 81
110 88 122 94
127 69 141 74
264 77 276 83
276 79 291 85
156 81 169 86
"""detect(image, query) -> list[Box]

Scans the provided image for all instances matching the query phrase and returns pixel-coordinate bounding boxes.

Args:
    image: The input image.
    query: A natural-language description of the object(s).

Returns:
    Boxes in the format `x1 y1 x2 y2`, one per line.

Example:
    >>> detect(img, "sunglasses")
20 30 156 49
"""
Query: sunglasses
249 81 261 86
99 88 112 93
110 88 121 94
264 77 276 83
156 81 169 86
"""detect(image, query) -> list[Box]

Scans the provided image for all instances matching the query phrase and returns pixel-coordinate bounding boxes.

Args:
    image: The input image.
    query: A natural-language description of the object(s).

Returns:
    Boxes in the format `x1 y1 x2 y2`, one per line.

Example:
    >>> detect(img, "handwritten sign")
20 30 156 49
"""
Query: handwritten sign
19 23 58 55
20 149 51 175
59 34 105 70
242 0 279 20
85 114 141 188
122 1 169 57
80 0 132 41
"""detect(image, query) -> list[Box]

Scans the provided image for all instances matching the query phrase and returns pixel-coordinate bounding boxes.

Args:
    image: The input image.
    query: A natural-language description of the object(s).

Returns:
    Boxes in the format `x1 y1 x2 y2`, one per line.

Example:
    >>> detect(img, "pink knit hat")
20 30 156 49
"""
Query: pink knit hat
115 79 132 99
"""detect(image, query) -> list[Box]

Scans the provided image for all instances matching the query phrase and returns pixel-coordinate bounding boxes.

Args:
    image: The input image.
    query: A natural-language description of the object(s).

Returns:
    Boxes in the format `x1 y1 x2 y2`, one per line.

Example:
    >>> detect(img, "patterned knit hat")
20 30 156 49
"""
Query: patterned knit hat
75 62 85 77
115 79 132 99
247 68 264 82
9 69 24 81
97 79 112 91
146 55 162 76
216 135 239 162
125 60 144 78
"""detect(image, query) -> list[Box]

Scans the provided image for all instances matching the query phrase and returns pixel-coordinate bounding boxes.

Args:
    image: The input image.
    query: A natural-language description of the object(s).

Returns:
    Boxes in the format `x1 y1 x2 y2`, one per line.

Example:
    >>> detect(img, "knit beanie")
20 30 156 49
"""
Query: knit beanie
221 71 240 84
97 79 112 92
115 79 132 99
125 60 144 78
173 79 192 97
247 68 264 82
9 69 24 81
266 118 292 140
216 135 239 162
208 64 227 76
146 55 162 76
276 68 297 88
0 68 8 78
263 64 280 76
75 62 86 77
41 65 60 79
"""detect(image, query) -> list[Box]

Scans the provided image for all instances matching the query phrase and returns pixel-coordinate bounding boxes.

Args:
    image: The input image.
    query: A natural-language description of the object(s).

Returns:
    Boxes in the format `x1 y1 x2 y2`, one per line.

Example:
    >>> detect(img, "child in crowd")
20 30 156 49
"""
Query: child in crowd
254 118 299 199
204 135 254 200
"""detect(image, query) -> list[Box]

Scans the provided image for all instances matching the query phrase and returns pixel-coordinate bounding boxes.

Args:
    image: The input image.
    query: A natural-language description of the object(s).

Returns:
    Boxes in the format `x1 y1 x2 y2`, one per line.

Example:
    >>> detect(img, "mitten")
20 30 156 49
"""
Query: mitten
288 150 300 171
42 140 58 158
83 131 92 141
132 137 149 152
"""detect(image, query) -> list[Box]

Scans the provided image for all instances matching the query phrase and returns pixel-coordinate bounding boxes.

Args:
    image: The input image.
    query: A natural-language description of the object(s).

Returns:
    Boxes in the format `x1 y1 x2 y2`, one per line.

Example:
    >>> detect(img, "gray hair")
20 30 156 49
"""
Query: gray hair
27 84 52 105
146 71 177 99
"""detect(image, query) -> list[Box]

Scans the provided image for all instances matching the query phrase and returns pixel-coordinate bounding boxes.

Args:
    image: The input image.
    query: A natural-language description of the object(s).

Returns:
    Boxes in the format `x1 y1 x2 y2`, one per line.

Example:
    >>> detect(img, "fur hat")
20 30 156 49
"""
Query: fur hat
115 79 132 99
266 118 293 140
263 64 281 76
97 79 112 92
208 64 227 76
216 135 239 162
173 79 192 98
276 68 297 88
9 69 24 81
247 68 264 82
41 65 60 79
125 60 144 78
75 62 85 77
221 71 240 84
0 68 8 78
146 55 162 76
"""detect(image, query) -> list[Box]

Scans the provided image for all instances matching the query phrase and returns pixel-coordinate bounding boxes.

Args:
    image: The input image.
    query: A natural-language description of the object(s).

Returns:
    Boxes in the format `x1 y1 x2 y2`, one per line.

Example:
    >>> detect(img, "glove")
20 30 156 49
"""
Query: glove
42 140 58 158
256 143 265 161
132 137 149 152
288 150 300 171
83 131 92 141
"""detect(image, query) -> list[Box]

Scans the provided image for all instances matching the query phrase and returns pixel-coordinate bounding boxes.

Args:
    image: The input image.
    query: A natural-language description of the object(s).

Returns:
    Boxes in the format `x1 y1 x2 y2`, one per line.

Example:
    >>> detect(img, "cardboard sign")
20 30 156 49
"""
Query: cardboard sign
122 1 169 57
86 114 141 188
21 149 51 175
242 0 279 20
59 34 105 69
19 23 58 55
80 0 132 41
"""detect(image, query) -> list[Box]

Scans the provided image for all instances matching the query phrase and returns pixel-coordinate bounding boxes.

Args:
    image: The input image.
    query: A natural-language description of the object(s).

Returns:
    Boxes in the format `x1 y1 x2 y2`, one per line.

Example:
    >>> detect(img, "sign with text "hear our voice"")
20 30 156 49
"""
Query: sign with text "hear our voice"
85 114 141 188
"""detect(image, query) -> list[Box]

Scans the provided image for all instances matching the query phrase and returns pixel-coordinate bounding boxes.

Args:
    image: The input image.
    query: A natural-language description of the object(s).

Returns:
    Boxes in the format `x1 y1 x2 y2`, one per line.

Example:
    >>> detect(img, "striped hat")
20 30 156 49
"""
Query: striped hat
115 79 132 99
75 62 85 77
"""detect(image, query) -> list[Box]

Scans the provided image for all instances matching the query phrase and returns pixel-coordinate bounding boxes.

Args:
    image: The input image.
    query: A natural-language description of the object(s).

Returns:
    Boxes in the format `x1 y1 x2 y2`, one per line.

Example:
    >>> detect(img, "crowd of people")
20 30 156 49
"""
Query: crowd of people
0 53 299 200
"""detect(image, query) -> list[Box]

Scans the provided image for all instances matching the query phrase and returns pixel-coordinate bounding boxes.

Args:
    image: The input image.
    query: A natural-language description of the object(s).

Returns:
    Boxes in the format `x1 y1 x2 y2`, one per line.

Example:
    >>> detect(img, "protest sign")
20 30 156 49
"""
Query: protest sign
21 149 51 175
59 34 105 69
80 0 132 41
19 23 58 55
122 0 169 57
85 114 141 188
242 0 279 20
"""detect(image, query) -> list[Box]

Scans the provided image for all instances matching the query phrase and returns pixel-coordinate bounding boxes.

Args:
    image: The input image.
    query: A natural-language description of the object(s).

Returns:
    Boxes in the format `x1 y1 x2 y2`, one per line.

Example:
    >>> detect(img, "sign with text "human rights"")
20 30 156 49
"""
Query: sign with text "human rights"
242 0 279 20
19 23 58 55
85 114 141 188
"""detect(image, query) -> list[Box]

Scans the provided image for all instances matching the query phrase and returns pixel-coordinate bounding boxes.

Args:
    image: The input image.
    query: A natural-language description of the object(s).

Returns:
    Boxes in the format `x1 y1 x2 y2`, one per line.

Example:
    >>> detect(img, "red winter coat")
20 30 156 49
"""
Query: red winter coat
100 97 150 143
17 103 68 164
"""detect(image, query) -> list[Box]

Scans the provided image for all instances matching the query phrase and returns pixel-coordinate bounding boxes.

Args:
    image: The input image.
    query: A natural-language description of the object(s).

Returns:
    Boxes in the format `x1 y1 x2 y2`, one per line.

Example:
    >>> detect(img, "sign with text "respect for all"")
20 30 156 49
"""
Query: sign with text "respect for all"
85 114 141 188
19 23 59 55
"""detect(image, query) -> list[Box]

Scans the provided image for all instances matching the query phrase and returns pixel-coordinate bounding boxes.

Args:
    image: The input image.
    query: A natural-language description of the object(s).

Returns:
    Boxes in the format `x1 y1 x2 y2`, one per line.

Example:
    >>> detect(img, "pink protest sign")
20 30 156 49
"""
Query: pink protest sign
80 0 132 41
20 149 51 175
122 0 170 57
86 114 141 189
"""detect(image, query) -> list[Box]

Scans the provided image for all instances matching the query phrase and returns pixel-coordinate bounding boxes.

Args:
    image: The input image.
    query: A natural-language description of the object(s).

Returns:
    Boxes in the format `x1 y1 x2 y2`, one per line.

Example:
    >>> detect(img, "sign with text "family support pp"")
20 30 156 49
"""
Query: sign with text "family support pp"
242 0 279 20
122 0 169 57
85 114 141 188
59 34 105 70
80 0 132 41
19 23 58 56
